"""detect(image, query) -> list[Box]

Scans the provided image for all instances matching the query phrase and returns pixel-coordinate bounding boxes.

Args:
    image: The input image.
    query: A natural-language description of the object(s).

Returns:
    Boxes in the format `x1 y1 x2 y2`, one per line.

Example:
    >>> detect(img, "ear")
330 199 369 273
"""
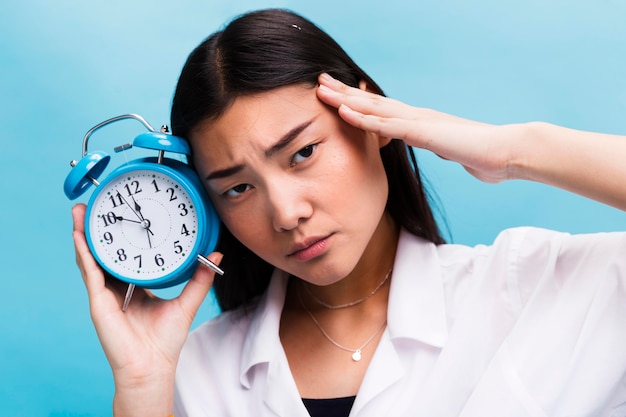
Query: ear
358 80 392 148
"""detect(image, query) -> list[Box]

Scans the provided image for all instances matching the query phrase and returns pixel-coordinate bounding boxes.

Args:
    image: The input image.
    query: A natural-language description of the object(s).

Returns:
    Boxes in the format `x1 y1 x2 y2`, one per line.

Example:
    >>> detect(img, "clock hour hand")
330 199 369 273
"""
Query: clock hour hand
130 194 145 220
113 215 141 224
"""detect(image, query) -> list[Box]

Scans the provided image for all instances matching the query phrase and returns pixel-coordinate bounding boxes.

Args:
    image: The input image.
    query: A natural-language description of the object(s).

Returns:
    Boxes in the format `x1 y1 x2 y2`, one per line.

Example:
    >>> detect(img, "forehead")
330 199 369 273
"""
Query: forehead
191 84 320 147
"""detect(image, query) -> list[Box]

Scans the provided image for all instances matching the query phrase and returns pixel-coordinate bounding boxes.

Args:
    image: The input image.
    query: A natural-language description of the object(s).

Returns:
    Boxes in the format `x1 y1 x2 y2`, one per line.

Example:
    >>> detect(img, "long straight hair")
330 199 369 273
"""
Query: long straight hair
171 8 445 312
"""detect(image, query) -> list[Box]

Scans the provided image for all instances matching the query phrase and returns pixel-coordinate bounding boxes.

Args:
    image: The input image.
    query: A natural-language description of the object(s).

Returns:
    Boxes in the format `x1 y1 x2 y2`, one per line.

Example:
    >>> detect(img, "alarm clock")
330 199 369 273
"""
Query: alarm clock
64 114 222 304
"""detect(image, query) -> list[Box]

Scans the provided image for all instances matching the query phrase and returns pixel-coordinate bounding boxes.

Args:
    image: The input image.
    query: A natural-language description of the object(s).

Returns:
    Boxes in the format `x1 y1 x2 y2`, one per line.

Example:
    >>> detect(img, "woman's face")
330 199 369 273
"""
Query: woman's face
189 84 391 285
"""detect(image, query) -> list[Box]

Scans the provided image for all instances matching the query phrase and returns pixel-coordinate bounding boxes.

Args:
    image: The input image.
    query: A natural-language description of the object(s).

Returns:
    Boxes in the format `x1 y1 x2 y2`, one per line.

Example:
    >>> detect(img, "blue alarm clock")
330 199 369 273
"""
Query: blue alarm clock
64 114 222 309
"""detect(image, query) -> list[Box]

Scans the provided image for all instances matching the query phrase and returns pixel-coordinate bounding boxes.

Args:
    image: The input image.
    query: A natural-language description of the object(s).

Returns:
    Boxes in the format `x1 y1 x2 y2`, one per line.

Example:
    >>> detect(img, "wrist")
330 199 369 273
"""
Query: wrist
506 121 550 182
112 372 175 417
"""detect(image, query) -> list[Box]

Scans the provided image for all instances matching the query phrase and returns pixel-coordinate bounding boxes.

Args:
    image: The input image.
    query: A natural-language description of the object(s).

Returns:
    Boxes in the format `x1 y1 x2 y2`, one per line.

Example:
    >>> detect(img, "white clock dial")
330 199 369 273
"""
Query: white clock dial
88 169 199 280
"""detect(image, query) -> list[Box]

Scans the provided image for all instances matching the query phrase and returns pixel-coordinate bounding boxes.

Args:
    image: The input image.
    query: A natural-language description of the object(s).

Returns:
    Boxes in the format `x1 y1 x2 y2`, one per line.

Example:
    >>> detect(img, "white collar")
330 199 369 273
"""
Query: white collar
239 228 448 388
239 268 289 389
387 228 448 348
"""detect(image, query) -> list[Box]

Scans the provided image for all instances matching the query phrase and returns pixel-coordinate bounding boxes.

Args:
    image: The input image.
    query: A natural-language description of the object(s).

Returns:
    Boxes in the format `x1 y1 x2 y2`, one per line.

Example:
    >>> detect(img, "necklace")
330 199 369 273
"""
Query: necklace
301 268 392 309
297 286 387 362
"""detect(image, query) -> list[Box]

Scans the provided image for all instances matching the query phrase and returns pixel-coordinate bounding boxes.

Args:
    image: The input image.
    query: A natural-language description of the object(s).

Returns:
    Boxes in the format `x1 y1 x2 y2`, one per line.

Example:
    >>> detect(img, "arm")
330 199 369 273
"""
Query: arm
72 204 222 417
316 73 626 211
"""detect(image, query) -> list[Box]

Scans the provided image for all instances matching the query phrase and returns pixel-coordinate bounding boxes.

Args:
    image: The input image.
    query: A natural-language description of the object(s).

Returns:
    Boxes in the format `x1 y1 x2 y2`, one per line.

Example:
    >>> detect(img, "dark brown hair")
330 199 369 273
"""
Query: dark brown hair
171 8 445 311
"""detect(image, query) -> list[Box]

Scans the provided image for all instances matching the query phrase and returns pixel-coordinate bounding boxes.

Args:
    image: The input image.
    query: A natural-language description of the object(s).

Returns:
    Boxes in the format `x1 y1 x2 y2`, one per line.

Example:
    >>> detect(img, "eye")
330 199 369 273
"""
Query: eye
291 143 317 166
223 183 252 197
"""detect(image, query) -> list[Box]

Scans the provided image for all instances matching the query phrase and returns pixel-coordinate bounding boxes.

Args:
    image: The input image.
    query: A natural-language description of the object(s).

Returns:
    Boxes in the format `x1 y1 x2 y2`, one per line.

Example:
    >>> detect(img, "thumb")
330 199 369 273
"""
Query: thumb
177 252 224 319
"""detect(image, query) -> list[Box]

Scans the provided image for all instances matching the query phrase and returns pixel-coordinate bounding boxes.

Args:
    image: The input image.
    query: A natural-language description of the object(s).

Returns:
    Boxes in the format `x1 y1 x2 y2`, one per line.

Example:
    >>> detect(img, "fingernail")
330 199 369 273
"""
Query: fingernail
318 84 334 94
340 104 354 113
319 72 334 83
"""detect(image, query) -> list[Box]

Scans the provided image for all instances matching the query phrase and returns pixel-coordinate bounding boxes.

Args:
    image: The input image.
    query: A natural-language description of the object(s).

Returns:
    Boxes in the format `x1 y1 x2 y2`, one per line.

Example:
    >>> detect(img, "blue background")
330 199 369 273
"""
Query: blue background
1 0 625 415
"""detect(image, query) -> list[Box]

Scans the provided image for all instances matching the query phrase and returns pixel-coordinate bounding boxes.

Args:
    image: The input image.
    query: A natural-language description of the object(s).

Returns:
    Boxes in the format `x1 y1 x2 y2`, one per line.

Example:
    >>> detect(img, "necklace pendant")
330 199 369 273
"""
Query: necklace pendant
352 350 362 362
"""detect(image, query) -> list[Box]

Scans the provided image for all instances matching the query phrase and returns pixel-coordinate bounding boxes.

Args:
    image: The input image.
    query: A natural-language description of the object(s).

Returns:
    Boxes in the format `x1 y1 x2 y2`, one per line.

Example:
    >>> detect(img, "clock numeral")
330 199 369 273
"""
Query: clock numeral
103 232 114 245
151 179 161 193
178 203 189 217
166 187 178 201
181 224 190 236
102 211 119 227
109 193 124 208
155 254 165 267
174 240 183 254
124 180 142 196
134 254 142 268
117 248 127 262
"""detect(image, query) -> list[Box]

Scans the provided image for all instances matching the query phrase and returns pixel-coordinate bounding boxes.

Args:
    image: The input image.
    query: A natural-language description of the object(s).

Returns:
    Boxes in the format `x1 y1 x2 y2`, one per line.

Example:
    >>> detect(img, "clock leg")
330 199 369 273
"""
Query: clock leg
197 254 225 276
122 283 136 312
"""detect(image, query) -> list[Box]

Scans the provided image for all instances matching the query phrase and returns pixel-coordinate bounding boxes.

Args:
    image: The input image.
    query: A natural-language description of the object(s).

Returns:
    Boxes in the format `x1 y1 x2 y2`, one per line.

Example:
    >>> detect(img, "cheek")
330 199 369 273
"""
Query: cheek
213 201 271 252
334 136 388 196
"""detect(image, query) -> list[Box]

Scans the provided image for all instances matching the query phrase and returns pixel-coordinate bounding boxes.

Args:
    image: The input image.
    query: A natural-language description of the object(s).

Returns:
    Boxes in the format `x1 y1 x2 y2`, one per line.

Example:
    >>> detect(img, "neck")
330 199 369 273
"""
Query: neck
301 213 399 309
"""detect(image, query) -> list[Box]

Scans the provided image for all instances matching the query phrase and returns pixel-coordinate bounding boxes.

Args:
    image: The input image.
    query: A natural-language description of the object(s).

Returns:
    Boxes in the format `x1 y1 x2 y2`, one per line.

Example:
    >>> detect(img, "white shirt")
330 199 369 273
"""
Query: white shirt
174 227 626 416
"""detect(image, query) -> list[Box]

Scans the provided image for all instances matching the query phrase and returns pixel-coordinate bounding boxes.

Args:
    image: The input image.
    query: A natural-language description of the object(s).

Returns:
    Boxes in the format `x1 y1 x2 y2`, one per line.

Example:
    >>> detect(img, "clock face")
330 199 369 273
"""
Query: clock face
86 167 201 282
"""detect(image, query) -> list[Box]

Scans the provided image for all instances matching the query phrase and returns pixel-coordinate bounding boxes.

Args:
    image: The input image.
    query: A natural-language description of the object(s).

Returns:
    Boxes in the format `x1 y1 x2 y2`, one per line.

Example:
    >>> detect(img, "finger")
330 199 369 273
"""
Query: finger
72 203 86 233
337 104 433 148
72 204 108 298
177 252 223 320
317 73 412 119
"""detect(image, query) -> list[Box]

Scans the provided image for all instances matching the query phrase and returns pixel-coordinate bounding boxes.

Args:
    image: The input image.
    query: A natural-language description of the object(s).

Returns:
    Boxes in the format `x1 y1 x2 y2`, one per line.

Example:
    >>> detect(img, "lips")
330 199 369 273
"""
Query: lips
287 234 332 261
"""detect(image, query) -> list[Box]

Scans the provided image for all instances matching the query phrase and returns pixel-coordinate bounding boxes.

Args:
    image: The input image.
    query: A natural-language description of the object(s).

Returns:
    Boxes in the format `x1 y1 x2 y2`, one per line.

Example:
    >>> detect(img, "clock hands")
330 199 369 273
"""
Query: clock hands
129 194 153 249
111 187 224 313
116 192 144 222
115 192 154 249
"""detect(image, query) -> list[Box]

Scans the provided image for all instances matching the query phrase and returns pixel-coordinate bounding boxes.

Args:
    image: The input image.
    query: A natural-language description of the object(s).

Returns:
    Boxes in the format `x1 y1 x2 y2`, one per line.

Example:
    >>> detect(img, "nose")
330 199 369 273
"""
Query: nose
266 177 313 232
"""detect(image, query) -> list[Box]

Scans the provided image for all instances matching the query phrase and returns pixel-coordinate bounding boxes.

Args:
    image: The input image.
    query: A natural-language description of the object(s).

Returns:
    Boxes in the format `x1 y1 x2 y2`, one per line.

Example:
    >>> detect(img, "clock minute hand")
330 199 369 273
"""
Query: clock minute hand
143 219 153 249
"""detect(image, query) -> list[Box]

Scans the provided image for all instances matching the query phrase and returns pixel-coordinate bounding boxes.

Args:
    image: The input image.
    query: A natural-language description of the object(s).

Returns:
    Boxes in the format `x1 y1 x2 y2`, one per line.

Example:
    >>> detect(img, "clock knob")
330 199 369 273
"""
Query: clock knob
63 151 111 200
132 132 191 155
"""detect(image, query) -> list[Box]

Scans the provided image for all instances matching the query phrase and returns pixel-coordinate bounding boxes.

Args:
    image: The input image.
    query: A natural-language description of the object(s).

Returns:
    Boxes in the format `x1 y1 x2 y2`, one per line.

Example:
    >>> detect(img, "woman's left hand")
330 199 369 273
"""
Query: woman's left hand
316 73 521 184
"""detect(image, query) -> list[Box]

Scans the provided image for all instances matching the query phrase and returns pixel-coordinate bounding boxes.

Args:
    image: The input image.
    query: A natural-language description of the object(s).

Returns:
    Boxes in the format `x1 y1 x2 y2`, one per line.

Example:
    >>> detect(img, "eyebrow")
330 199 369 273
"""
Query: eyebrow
205 118 316 181
205 164 245 181
264 118 315 158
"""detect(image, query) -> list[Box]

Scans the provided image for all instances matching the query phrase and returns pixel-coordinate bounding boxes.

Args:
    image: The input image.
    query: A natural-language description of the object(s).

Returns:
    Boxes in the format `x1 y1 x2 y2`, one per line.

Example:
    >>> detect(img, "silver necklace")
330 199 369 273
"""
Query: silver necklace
301 268 392 309
297 286 387 362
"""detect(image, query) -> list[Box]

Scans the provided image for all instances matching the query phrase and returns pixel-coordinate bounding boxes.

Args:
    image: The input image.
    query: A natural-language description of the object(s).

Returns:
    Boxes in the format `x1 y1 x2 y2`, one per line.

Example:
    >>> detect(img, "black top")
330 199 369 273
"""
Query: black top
302 396 356 417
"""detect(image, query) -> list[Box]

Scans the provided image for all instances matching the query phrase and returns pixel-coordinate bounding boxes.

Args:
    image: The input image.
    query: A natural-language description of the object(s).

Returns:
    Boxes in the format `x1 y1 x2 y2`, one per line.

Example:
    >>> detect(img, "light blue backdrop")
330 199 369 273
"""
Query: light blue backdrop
1 0 624 415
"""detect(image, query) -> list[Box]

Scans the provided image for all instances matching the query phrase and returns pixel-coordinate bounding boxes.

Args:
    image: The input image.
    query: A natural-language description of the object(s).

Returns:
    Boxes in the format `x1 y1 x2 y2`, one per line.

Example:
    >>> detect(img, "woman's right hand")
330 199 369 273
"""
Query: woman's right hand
316 73 626 211
316 73 518 185
72 203 221 417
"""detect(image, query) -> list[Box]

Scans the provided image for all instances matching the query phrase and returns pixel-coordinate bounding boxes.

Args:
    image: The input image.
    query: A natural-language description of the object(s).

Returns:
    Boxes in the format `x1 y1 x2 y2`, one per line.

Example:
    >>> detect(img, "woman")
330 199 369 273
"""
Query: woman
71 8 626 417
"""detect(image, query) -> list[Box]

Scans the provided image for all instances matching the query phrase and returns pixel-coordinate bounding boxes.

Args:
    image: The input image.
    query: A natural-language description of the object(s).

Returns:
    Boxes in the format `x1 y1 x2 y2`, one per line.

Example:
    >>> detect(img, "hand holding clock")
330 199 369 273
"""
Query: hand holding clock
72 203 222 416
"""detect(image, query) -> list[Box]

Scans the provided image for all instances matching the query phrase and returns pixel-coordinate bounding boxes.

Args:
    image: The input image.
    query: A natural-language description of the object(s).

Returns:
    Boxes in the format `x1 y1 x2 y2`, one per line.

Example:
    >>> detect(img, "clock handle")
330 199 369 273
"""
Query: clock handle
81 114 157 157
